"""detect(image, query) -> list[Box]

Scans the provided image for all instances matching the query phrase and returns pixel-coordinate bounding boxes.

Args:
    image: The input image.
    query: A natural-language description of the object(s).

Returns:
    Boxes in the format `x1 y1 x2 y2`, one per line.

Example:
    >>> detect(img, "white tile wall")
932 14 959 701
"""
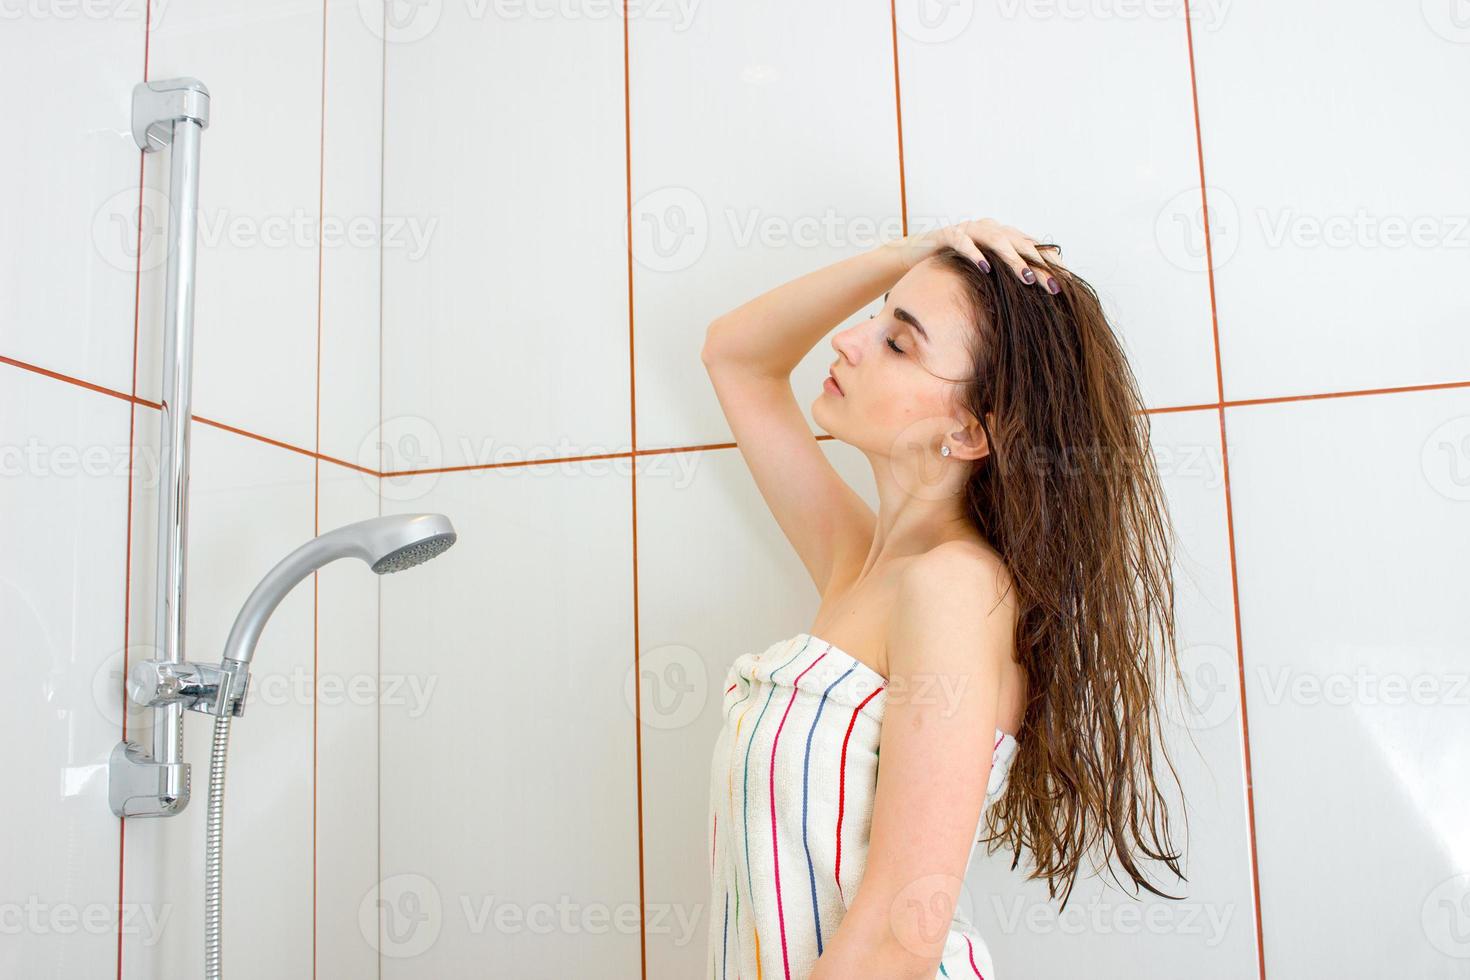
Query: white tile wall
1191 2 1470 401
122 423 317 978
319 0 384 464
0 13 146 393
315 464 383 977
1228 389 1470 978
137 0 325 449
380 3 630 471
0 369 131 978
379 464 641 974
5 0 1467 976
629 0 903 451
896 0 1219 412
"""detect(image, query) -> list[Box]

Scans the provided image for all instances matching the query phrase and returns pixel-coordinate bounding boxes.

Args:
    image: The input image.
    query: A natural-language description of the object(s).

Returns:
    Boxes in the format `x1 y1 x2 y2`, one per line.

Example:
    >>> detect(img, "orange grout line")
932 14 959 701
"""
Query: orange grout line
1 353 140 406
888 0 908 235
1182 4 1267 979
311 1 328 975
9 349 1470 481
116 13 152 978
622 4 648 978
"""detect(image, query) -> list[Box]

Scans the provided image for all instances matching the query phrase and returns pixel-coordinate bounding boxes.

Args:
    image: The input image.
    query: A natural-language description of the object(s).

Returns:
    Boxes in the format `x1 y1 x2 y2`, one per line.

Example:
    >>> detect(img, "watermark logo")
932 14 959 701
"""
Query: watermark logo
365 415 445 501
1163 642 1237 732
1422 0 1470 43
1156 185 1238 273
1422 415 1470 502
92 186 170 275
1422 872 1470 958
360 873 443 958
895 0 975 43
628 643 707 729
630 186 708 273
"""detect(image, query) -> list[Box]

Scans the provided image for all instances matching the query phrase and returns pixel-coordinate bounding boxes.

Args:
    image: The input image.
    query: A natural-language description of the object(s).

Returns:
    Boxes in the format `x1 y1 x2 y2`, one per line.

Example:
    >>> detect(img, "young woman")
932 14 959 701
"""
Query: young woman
700 219 1189 979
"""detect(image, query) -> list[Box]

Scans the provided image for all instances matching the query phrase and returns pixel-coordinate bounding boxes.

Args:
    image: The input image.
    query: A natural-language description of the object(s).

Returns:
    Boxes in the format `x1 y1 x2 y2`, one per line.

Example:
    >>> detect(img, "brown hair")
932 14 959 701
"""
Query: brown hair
927 243 1193 911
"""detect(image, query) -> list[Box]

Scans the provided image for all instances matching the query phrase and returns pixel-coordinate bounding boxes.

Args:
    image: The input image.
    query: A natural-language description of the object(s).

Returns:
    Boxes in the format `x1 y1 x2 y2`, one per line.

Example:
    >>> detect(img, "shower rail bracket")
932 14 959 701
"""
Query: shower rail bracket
109 741 189 818
131 77 210 151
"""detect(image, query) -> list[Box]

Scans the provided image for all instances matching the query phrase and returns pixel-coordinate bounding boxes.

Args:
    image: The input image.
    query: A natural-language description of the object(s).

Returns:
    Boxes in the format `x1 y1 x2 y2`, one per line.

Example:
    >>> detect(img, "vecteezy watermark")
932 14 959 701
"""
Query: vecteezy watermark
363 415 706 501
894 0 976 43
1256 208 1470 251
358 873 703 957
895 0 1230 45
360 0 702 44
0 898 172 946
1162 642 1238 732
91 646 440 724
91 644 159 730
1157 190 1470 272
361 874 443 958
628 643 708 730
629 186 709 274
0 437 162 488
243 666 440 718
1422 0 1470 43
994 0 1231 30
1255 664 1470 709
0 0 163 23
1422 872 1470 959
1156 185 1240 274
989 894 1237 945
886 872 980 956
1422 415 1470 502
629 191 983 274
91 186 439 274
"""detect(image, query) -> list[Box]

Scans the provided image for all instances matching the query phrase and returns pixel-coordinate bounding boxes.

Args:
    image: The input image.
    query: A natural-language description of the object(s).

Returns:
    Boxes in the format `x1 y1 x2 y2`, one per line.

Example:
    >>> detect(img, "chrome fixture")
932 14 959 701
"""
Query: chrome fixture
108 77 211 819
121 514 458 979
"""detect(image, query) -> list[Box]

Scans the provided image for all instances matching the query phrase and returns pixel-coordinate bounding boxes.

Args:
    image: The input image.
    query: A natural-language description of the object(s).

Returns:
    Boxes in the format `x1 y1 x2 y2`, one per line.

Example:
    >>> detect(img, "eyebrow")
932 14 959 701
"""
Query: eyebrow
882 291 930 344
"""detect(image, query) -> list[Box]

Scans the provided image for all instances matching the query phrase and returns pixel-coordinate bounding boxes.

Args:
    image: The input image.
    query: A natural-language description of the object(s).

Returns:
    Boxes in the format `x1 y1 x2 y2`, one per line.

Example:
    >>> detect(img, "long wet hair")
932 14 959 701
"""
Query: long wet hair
925 243 1192 911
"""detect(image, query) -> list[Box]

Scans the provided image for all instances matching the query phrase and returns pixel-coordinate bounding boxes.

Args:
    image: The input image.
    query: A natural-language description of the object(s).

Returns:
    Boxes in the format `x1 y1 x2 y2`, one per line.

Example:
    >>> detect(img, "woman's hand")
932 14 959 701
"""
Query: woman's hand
887 218 1066 293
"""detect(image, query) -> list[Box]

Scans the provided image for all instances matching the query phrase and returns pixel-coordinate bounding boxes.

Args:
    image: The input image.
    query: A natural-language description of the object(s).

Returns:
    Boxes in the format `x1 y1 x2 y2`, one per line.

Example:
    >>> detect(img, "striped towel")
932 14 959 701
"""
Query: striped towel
707 632 1019 979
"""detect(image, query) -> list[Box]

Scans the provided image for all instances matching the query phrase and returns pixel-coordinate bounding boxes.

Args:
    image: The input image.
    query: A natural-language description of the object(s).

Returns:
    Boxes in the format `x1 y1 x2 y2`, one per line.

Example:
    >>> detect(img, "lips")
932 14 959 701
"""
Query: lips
827 370 843 395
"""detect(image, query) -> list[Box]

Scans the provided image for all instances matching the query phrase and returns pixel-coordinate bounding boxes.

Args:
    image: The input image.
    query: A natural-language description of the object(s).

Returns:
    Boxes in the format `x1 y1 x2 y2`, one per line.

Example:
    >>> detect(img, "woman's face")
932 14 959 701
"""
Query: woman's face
813 257 984 464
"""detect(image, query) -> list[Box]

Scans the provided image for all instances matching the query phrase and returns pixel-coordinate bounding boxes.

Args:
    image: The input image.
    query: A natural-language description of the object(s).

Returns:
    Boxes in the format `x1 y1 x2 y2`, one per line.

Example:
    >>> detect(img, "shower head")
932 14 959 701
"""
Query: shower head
221 513 456 666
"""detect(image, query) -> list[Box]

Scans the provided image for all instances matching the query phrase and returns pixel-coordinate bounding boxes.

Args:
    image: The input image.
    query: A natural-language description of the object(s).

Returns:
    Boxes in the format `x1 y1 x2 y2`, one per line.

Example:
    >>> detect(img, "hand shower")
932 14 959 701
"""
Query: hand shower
120 513 457 980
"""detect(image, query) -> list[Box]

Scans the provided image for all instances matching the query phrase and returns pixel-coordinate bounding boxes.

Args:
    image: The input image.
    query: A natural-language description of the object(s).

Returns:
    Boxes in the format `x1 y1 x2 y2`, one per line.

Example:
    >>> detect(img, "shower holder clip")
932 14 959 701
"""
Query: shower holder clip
127 658 251 718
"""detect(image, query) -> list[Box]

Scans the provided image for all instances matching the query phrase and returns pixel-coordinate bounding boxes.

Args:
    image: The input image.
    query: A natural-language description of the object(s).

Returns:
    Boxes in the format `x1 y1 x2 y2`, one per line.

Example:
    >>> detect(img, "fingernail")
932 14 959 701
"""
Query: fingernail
1021 268 1036 284
978 257 991 273
1046 276 1060 294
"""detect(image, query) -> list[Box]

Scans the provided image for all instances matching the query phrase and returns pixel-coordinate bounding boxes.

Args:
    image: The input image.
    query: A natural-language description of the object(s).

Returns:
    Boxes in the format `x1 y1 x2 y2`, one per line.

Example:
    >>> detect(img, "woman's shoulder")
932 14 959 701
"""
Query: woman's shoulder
908 538 1015 607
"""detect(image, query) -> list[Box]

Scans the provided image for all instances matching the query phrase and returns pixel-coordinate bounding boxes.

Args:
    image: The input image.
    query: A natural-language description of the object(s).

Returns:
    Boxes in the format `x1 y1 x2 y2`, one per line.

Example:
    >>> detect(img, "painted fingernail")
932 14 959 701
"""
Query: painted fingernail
1021 268 1036 284
978 257 991 273
1046 276 1060 294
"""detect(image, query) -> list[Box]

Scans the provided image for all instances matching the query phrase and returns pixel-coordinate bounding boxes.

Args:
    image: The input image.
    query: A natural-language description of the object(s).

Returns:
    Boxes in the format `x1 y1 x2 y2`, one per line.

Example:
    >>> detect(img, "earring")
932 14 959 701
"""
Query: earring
940 445 951 457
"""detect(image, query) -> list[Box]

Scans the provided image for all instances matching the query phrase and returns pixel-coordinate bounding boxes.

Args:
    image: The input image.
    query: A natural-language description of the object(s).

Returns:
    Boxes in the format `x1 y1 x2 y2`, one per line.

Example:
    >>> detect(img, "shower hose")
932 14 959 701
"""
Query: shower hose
204 712 232 980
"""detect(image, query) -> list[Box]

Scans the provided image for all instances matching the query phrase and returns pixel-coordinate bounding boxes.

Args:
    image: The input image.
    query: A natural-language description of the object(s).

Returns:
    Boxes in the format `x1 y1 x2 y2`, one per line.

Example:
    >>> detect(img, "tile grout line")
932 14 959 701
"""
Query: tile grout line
375 2 387 977
116 5 152 977
622 3 648 976
1182 2 1267 977
8 352 1470 479
312 0 329 974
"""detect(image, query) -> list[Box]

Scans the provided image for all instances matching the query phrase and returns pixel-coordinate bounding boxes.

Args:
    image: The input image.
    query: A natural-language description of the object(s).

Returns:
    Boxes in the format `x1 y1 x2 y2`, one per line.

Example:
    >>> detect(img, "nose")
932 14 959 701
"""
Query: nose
831 322 861 364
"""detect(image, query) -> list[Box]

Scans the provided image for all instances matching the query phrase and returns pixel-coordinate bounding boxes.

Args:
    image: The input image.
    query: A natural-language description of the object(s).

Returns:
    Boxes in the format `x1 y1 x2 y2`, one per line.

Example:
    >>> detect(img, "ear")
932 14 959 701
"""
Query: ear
948 412 992 462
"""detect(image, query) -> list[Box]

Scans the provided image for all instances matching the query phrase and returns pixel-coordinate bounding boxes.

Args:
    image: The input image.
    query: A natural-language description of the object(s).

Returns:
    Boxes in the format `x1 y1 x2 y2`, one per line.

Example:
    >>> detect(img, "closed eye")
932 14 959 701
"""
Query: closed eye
885 336 905 355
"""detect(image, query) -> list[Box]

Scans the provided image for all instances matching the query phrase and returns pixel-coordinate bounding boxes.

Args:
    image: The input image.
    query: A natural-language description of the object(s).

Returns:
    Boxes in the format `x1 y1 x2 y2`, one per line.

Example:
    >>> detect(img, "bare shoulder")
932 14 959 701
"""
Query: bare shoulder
886 540 1017 676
